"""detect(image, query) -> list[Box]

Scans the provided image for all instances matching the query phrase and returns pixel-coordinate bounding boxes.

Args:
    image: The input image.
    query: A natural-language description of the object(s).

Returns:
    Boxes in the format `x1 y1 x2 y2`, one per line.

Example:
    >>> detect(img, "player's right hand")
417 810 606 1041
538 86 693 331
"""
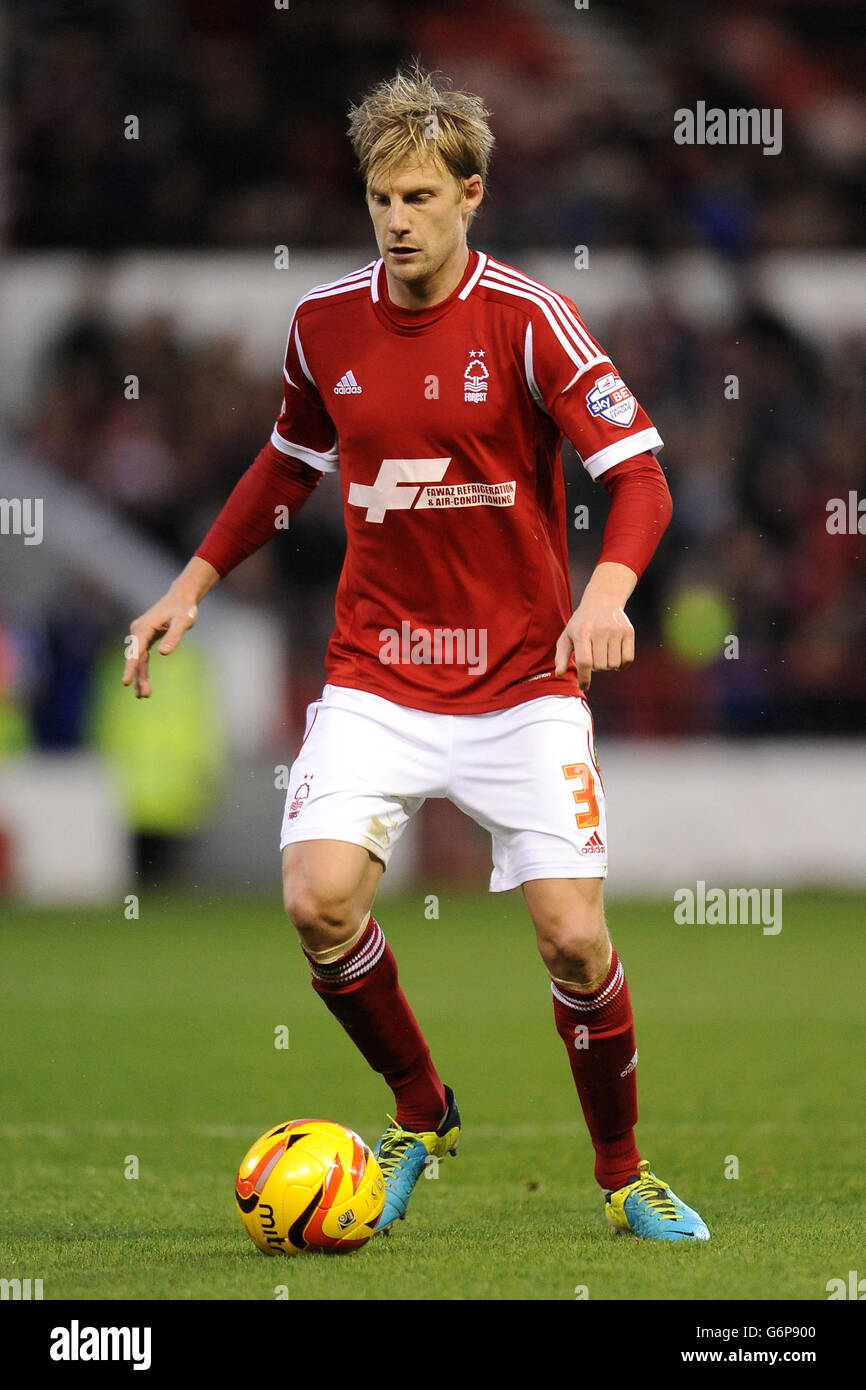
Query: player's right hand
122 592 199 698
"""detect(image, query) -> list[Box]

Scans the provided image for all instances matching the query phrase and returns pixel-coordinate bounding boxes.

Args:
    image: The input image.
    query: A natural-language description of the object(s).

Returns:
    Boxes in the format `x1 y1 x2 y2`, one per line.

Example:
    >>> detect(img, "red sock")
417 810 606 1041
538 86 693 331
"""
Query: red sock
551 947 642 1191
305 916 446 1133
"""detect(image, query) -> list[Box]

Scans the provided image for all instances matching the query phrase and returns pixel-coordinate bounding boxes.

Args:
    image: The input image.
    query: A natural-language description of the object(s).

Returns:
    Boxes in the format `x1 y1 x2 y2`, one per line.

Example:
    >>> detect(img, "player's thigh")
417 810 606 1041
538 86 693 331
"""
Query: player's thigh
280 686 438 864
282 839 383 950
279 685 438 951
522 876 609 981
450 693 608 894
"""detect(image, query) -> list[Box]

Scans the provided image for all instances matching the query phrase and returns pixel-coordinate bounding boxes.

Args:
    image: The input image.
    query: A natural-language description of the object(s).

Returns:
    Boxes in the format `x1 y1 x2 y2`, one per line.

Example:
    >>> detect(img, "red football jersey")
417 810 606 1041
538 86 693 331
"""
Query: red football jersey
271 250 662 714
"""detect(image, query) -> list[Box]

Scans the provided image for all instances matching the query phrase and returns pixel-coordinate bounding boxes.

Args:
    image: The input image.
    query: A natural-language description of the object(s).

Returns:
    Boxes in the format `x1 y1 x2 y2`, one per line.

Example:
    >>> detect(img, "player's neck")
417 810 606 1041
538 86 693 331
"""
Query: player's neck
384 243 470 311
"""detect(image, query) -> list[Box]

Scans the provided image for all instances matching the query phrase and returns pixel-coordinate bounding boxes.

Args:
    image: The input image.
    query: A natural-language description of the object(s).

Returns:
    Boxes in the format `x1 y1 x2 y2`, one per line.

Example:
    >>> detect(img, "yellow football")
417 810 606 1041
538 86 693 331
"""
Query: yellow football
235 1118 385 1255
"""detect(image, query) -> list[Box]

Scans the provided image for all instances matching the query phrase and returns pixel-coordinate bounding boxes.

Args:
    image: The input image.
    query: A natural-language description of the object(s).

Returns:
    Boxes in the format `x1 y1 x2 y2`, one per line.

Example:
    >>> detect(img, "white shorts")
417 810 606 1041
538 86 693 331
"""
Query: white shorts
279 683 608 892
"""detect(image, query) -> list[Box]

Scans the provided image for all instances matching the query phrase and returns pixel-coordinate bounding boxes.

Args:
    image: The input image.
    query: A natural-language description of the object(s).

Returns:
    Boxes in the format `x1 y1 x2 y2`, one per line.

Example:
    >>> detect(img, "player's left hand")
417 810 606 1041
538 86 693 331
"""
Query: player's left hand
555 564 636 690
555 600 634 689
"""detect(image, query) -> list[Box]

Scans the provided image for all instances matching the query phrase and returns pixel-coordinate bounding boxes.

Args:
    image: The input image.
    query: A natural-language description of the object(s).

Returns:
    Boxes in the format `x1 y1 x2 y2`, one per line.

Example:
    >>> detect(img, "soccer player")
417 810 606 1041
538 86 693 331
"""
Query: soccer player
123 68 709 1242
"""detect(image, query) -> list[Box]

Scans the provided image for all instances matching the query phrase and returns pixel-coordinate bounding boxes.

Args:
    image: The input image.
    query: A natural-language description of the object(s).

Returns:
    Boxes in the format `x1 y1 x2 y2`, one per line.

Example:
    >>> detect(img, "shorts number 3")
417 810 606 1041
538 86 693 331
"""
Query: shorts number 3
561 762 600 829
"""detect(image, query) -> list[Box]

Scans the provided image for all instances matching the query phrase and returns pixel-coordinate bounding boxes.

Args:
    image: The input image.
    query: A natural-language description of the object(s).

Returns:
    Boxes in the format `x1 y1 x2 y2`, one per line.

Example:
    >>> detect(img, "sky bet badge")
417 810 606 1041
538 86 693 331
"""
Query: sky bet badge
586 371 637 427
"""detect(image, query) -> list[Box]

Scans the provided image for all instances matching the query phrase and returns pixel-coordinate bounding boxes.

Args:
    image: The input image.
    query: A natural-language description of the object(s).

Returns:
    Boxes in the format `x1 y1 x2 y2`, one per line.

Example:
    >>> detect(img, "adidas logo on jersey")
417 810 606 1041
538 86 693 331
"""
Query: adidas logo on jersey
580 830 606 856
334 370 362 395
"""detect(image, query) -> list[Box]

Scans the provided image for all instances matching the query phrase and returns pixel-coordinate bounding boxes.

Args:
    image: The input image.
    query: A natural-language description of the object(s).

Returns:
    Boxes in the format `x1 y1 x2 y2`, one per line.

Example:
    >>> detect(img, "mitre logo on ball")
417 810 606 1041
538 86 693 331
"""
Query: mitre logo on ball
586 371 637 427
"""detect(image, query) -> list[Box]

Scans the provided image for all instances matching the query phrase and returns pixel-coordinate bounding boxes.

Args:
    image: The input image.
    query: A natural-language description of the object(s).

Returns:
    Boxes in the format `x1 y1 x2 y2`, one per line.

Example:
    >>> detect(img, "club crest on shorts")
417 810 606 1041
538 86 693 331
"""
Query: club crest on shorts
288 774 313 820
585 371 637 428
464 349 488 403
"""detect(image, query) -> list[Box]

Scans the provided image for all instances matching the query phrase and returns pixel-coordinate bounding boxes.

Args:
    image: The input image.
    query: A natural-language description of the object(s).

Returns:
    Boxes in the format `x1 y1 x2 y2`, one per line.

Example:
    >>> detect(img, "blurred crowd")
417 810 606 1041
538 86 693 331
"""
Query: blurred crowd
7 0 864 256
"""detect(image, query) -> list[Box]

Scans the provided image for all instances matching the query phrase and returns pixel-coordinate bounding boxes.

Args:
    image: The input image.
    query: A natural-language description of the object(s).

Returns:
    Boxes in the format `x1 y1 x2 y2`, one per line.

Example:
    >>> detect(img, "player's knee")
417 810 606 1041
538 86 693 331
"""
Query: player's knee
283 879 354 941
540 924 607 976
282 854 371 956
533 894 608 978
281 841 380 946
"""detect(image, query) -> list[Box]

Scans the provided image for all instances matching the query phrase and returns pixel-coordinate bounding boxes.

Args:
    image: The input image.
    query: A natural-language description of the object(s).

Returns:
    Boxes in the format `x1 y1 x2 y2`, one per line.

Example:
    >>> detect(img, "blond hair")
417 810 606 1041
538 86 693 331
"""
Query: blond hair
347 64 494 198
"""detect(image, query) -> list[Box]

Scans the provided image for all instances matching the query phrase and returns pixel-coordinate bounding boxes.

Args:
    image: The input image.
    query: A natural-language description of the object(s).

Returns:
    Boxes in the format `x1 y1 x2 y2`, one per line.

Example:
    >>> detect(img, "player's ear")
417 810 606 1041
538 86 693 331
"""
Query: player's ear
462 174 484 223
463 174 483 205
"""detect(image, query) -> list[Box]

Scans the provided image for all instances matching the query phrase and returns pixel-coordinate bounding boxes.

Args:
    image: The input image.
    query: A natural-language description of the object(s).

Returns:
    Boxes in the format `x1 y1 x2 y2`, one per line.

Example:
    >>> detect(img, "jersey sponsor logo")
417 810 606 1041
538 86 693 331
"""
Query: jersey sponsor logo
585 371 637 428
334 370 362 394
464 348 489 402
419 479 515 510
348 458 516 524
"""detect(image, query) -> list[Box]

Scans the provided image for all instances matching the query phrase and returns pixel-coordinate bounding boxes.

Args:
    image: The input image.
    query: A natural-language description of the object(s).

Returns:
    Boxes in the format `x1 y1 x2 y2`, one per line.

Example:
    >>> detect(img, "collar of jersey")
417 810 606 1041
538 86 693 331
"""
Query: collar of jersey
371 249 486 333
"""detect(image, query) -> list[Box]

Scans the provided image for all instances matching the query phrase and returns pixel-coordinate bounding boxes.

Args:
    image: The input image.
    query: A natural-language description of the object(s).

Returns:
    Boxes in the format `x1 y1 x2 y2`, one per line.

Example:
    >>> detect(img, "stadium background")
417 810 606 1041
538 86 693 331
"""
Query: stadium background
1 0 864 1305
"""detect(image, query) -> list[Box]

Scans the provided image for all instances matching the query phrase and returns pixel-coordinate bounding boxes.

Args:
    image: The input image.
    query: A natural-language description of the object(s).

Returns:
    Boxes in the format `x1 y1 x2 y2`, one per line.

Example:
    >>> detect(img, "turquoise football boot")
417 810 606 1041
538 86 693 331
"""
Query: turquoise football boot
605 1160 710 1241
373 1086 460 1231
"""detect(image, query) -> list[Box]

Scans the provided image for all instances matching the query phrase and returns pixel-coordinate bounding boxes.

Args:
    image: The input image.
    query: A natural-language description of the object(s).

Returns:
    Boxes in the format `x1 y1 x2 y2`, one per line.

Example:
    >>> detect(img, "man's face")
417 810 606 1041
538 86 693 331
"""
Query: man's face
366 158 483 296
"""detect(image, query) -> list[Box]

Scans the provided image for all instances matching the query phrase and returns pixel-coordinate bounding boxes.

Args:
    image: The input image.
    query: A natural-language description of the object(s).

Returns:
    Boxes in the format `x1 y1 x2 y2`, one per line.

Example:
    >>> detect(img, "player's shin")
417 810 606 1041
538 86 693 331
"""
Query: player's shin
550 946 642 1191
304 914 447 1132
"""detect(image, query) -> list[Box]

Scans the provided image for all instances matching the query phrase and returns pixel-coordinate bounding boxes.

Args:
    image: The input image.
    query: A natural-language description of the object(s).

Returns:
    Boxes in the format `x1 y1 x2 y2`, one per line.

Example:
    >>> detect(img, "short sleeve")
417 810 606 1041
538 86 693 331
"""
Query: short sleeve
524 296 663 479
270 310 340 474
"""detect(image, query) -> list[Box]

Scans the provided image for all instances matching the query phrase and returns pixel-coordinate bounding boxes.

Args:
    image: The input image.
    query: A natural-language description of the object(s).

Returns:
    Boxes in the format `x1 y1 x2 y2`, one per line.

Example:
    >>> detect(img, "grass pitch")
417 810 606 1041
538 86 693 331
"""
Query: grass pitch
0 888 863 1301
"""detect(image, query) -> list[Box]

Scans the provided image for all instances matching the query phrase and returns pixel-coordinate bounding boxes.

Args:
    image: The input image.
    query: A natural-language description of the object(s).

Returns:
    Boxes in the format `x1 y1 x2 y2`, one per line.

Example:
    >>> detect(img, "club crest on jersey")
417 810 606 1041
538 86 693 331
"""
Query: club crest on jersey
585 371 637 428
464 349 488 403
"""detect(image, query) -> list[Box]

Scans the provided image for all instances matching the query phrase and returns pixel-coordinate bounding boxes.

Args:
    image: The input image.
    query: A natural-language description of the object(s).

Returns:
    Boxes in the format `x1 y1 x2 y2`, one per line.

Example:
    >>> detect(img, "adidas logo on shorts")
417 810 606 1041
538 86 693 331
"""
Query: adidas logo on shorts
580 830 606 855
334 370 362 395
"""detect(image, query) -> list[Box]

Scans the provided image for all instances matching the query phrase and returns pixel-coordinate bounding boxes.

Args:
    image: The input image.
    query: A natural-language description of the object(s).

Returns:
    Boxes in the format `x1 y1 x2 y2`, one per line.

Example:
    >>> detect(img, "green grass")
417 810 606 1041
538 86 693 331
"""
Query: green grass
0 889 863 1300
